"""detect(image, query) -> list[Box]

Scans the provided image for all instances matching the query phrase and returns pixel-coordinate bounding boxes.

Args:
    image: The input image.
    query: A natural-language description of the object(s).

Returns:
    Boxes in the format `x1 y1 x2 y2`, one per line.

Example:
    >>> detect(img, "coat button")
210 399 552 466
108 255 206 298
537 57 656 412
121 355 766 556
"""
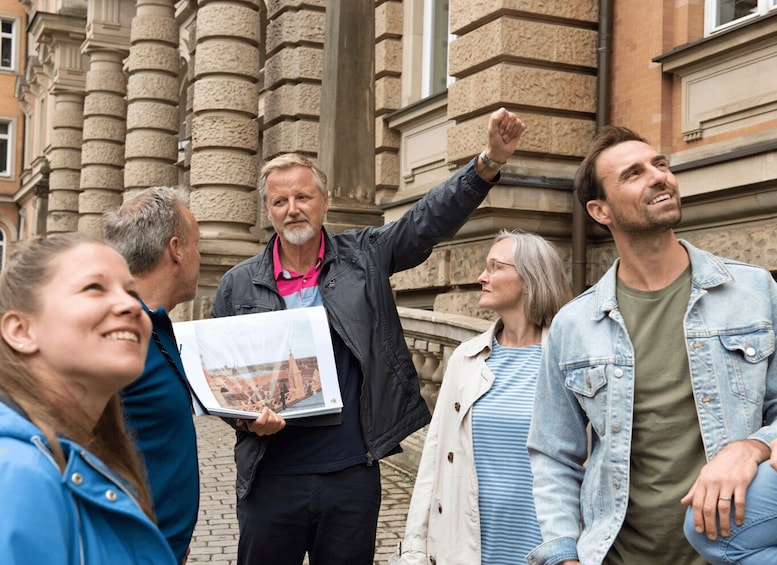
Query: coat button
454 402 461 412
437 503 442 514
612 423 621 432
71 473 83 486
613 368 623 377
447 452 454 462
105 490 118 502
746 346 756 357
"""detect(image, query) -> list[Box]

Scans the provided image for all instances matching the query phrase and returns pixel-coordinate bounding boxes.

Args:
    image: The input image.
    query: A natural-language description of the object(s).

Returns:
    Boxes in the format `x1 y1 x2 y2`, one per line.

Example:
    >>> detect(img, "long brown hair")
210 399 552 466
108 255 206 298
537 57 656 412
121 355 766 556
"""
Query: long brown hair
0 233 156 520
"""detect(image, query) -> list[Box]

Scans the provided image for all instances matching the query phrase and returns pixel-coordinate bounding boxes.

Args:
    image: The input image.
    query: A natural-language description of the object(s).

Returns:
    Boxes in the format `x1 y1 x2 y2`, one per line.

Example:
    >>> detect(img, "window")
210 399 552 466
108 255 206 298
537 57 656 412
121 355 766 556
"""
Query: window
0 120 10 177
1 18 15 71
421 0 450 97
706 0 777 34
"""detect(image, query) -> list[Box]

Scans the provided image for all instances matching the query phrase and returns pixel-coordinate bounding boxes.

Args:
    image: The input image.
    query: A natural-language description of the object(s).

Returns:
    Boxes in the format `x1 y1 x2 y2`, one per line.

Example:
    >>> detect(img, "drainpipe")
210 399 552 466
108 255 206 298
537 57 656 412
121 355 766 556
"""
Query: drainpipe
572 0 614 294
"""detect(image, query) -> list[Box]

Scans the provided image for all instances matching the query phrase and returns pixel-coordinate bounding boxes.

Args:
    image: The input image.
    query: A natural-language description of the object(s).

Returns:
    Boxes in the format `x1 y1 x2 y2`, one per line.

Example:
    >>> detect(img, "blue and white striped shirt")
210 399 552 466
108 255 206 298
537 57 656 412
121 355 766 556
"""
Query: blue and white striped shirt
472 339 543 563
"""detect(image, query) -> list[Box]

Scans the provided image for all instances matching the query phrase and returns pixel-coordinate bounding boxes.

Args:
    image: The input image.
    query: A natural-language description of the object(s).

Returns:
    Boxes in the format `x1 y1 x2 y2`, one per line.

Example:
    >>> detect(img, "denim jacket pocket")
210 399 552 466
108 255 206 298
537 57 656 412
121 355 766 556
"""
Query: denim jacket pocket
718 328 774 405
564 364 608 437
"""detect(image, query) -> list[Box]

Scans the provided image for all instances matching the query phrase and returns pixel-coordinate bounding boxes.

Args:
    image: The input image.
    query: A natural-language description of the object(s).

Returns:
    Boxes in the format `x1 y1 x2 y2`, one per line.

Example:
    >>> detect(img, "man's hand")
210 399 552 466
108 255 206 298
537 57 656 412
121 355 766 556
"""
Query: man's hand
237 407 286 436
680 439 770 539
476 107 527 181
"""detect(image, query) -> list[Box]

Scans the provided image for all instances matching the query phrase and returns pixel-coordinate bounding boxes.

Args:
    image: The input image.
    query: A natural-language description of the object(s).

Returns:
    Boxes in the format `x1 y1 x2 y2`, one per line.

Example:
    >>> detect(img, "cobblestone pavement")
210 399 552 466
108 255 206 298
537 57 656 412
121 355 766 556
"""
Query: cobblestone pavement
189 416 415 565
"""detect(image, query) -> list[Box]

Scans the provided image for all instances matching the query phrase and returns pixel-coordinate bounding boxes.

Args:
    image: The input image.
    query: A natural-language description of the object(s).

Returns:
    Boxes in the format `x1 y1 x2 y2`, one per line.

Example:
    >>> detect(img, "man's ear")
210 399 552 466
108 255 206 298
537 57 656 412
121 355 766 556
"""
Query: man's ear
167 236 182 265
1 311 39 354
586 199 612 227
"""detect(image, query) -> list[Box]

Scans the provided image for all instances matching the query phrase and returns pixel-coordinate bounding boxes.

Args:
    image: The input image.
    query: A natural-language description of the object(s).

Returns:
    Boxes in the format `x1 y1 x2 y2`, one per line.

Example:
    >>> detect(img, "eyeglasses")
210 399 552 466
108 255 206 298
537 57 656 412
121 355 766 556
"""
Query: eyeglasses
484 259 516 276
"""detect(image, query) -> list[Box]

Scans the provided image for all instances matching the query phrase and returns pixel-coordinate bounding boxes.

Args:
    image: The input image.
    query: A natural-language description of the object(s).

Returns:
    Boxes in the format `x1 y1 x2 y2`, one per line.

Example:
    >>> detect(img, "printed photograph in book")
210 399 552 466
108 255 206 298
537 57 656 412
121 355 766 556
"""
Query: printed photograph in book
174 306 343 420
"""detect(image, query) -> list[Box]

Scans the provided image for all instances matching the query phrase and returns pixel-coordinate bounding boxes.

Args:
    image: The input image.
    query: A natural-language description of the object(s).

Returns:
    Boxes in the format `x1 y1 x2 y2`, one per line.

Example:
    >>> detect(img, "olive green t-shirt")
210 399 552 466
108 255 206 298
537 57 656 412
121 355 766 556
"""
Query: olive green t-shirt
605 267 707 565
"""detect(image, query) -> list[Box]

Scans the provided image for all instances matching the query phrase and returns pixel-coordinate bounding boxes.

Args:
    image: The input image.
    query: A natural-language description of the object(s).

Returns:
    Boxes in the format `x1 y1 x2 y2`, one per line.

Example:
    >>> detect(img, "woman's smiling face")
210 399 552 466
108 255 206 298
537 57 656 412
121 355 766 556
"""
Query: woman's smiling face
22 242 151 407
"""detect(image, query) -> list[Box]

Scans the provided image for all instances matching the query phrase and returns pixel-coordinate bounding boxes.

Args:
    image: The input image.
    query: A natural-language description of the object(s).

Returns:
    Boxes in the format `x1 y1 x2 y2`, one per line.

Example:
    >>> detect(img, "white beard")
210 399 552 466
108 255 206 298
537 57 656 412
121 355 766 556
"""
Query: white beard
281 222 318 245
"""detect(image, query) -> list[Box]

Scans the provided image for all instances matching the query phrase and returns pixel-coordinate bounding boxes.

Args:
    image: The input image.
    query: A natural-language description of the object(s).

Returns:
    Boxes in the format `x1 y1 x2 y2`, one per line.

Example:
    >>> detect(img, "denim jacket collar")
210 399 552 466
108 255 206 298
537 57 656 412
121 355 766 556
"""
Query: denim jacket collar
592 239 734 320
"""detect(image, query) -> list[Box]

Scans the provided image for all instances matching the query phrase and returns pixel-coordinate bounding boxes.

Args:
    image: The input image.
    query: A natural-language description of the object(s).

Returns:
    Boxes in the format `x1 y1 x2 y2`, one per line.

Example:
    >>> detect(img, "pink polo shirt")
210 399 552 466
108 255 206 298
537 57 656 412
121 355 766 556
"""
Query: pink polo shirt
272 232 325 308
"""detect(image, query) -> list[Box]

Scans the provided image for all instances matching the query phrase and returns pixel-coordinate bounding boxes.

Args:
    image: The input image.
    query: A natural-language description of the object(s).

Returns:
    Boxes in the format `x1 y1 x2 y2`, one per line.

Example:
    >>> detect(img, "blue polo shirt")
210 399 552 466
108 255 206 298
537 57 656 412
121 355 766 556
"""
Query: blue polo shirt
121 304 200 562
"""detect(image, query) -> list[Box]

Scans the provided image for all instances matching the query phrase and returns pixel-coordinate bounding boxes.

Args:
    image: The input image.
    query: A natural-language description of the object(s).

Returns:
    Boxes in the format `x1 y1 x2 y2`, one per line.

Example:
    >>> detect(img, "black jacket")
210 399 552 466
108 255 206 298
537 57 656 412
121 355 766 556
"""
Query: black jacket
212 158 497 498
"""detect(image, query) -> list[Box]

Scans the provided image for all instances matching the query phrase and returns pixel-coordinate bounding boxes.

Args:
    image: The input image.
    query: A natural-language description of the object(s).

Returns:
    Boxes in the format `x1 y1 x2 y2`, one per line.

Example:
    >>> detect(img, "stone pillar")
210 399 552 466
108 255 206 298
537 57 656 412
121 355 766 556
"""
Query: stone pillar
318 1 383 232
78 48 129 234
262 1 325 157
79 0 132 234
189 0 261 312
124 0 180 195
374 0 403 204
177 3 197 191
30 19 88 234
49 90 86 233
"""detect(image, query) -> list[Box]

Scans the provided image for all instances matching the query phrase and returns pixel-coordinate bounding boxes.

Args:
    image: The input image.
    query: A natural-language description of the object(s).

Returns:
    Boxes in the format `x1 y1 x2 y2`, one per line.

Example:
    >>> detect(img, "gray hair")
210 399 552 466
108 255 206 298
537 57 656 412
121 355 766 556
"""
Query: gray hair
494 229 572 327
103 186 191 275
258 153 328 202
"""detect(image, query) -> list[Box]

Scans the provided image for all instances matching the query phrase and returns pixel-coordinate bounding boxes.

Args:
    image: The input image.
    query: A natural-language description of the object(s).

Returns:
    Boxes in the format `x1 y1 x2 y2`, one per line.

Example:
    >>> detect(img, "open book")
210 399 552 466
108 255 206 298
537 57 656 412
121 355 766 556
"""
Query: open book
173 306 343 420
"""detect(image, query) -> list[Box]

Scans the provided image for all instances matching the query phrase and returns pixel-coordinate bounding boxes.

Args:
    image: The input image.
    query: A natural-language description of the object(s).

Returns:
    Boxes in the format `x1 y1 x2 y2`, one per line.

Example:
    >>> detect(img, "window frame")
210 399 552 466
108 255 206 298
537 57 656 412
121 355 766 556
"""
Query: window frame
0 119 12 177
1 17 16 72
420 0 452 98
705 0 777 35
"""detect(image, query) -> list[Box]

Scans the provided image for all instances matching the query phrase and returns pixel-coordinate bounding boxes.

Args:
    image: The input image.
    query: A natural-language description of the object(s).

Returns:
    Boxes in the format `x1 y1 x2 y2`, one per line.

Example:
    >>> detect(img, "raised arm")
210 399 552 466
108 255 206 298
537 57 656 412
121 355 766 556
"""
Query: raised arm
476 107 527 181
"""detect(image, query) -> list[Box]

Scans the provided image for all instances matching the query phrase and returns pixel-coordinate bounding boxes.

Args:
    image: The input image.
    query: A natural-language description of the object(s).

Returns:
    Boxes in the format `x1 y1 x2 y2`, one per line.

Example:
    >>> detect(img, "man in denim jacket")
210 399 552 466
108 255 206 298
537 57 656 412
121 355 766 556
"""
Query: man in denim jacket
527 126 777 565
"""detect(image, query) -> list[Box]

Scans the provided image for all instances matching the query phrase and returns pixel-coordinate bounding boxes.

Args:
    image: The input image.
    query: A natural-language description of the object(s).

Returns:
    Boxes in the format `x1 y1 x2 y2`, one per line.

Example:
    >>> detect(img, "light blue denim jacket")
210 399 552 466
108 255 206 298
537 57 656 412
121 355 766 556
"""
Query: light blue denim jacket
526 240 777 565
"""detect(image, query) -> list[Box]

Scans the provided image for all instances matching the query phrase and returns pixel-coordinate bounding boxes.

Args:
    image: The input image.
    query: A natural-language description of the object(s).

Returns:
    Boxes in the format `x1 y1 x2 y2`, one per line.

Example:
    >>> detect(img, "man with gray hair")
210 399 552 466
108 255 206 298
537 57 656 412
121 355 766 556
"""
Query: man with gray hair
104 186 202 564
213 108 527 564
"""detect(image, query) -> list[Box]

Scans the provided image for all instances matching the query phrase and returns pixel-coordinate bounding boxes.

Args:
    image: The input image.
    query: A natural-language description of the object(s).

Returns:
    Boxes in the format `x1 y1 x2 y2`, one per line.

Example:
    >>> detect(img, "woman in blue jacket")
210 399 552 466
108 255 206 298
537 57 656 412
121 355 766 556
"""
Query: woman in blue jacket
0 233 177 565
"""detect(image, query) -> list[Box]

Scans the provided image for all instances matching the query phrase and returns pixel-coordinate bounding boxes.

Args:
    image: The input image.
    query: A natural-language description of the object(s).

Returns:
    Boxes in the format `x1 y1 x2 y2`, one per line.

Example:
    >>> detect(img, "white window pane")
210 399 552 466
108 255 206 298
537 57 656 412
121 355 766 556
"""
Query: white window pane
714 0 758 27
1 19 13 69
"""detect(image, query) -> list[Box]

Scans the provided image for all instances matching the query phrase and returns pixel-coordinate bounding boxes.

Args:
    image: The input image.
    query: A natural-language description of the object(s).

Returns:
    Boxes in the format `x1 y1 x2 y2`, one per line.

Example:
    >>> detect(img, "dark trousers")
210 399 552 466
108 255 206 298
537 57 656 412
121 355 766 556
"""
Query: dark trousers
236 464 381 565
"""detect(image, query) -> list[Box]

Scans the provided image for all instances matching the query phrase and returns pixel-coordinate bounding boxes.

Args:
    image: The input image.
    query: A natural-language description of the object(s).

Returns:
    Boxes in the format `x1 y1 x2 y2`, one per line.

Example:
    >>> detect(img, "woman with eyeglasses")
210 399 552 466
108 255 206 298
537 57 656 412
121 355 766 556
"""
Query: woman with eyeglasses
392 229 572 565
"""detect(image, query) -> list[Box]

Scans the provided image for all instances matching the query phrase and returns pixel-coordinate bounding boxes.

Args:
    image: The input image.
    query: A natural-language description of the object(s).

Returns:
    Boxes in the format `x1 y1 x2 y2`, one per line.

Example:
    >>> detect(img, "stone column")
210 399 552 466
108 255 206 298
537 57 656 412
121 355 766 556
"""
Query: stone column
29 17 88 234
189 0 261 312
318 1 383 232
79 0 132 234
124 0 180 195
374 0 403 204
49 90 86 233
262 1 324 157
78 48 129 234
177 3 197 191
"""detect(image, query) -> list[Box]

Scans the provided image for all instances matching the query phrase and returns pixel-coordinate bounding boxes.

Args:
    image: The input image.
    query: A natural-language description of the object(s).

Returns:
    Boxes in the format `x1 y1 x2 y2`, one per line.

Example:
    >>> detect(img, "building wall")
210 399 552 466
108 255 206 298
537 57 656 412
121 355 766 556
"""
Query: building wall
8 0 777 316
0 0 25 267
592 1 777 282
